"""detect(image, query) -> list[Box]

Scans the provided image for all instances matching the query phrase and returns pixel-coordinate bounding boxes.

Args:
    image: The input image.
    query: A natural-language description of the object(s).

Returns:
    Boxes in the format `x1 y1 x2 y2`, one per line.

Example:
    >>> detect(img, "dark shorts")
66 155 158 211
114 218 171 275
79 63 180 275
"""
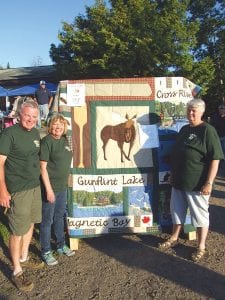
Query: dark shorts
7 186 42 236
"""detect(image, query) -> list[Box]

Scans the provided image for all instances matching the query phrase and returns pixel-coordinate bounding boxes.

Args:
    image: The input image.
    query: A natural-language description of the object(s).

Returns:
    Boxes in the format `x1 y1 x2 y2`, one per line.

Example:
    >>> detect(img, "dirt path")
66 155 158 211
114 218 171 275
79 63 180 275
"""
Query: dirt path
1 170 225 299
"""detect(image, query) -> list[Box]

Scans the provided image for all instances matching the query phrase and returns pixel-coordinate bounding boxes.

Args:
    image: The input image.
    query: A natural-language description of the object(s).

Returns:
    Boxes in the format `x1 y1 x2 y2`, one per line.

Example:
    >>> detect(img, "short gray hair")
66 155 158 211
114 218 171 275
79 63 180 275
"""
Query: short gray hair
19 99 38 113
187 98 205 113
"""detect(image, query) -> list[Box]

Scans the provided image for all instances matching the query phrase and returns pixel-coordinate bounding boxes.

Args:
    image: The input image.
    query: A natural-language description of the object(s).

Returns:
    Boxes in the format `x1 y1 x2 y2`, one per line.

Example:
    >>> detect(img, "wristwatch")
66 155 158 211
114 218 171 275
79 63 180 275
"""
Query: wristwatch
206 181 213 185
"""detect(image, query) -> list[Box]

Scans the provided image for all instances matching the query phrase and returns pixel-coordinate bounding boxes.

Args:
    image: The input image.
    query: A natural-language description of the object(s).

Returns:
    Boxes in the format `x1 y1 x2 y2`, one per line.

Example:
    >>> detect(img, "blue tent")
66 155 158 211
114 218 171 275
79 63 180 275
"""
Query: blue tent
8 82 57 96
0 85 8 96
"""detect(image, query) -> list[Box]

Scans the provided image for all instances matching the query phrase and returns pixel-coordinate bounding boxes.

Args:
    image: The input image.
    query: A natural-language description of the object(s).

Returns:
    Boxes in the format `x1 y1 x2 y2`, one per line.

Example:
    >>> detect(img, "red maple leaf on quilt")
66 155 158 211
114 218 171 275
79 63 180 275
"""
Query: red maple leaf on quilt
142 216 150 224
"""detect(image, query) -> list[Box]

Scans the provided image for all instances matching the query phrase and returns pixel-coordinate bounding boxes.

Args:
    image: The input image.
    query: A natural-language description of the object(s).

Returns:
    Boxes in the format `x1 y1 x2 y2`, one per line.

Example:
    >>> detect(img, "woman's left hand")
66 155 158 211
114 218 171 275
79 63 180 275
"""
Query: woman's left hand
200 183 213 196
47 190 55 203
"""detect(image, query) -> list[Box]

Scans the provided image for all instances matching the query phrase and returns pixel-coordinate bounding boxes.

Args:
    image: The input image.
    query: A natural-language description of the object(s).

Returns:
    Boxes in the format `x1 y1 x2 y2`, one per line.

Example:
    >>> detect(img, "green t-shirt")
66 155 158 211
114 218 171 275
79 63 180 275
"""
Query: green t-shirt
40 134 72 192
0 124 41 193
171 122 224 191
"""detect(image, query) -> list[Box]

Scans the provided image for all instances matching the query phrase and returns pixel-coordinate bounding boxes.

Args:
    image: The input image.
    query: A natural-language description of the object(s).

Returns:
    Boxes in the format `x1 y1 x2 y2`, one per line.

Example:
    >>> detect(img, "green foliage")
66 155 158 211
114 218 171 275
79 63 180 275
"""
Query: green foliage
190 57 215 95
155 101 186 119
0 223 9 243
73 190 123 206
188 0 225 113
50 0 225 114
0 210 9 244
50 0 199 79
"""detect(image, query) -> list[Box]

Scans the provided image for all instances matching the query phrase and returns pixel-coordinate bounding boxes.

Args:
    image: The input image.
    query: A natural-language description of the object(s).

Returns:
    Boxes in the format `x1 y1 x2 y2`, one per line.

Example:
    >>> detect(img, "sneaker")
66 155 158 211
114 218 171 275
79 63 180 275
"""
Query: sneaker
57 245 75 257
20 256 45 269
42 251 58 266
12 271 34 292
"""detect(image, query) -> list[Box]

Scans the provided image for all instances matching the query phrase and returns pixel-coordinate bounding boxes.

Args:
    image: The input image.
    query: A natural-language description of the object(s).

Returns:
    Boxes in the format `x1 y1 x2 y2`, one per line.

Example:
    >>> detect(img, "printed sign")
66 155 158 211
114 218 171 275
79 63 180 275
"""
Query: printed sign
67 83 85 106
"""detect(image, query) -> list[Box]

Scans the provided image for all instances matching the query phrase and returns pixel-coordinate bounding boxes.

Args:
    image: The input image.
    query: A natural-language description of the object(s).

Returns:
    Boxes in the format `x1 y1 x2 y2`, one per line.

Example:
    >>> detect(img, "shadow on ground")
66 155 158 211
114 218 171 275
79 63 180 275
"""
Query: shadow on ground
85 233 225 299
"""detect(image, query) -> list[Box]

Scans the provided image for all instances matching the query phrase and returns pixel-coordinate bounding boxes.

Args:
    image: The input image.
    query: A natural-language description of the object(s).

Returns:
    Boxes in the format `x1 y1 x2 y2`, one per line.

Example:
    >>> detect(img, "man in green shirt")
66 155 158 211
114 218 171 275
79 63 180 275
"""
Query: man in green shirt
0 100 42 292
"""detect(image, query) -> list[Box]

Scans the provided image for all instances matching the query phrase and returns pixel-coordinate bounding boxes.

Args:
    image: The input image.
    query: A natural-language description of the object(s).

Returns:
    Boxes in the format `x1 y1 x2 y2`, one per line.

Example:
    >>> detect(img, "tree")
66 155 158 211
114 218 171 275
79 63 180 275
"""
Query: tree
31 56 43 67
6 62 10 69
187 0 225 114
50 0 199 78
49 0 223 114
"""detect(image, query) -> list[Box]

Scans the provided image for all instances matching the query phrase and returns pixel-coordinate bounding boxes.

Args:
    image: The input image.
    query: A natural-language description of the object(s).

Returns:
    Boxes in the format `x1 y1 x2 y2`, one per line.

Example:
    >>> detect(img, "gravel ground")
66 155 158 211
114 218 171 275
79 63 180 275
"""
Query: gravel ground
0 169 225 300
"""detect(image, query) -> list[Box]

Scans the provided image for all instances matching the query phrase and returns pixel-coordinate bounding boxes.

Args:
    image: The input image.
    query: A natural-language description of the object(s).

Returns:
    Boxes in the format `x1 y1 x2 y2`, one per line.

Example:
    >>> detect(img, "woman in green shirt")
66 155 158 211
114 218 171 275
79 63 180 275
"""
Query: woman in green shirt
159 98 223 262
40 113 74 266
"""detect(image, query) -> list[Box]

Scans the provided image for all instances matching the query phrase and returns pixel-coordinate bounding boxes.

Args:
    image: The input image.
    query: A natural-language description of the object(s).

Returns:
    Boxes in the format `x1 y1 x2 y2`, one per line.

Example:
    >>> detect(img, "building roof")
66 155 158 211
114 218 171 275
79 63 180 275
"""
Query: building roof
0 65 58 89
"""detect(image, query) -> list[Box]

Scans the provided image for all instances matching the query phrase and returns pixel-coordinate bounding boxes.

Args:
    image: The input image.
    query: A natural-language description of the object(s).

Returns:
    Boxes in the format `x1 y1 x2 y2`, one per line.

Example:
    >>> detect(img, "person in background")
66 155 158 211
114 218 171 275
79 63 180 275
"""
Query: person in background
8 96 33 122
8 96 23 118
34 80 53 128
159 98 223 262
40 113 75 266
4 96 24 128
0 100 43 292
210 103 225 168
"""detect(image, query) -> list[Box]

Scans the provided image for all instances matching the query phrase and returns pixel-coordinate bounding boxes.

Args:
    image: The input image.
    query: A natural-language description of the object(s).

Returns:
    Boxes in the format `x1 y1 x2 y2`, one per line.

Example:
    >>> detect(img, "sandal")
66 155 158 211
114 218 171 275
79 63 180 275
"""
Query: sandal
158 238 178 250
191 248 206 262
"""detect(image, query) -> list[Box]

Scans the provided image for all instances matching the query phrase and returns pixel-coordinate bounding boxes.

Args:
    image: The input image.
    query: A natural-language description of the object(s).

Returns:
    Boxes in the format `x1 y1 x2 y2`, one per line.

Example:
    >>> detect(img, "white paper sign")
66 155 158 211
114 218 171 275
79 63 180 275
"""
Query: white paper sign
138 124 159 149
67 83 85 106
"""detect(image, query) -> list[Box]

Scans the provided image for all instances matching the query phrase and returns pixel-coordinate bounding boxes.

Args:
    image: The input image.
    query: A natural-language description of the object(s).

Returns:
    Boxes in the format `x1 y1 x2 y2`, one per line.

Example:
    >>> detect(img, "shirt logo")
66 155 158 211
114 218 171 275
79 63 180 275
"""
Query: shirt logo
34 140 40 147
188 133 197 141
65 146 71 151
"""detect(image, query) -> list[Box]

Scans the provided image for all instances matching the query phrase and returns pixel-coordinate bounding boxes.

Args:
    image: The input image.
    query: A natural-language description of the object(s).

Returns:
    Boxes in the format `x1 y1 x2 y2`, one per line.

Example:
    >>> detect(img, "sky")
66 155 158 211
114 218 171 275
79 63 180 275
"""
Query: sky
0 0 95 68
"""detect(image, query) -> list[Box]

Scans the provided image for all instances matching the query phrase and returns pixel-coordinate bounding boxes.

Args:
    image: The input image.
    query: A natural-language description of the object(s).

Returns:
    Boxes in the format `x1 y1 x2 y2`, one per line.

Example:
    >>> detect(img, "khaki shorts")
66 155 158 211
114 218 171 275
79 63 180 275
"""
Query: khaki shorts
7 186 42 236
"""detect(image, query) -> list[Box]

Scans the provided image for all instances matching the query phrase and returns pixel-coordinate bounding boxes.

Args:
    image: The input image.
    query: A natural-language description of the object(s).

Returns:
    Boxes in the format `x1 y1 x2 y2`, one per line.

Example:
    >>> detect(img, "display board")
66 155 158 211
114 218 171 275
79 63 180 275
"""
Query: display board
55 77 200 240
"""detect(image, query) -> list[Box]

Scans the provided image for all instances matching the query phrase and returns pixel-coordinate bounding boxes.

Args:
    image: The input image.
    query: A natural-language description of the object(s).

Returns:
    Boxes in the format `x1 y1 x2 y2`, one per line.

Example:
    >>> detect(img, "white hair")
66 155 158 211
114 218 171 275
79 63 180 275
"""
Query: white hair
19 99 38 113
187 98 205 113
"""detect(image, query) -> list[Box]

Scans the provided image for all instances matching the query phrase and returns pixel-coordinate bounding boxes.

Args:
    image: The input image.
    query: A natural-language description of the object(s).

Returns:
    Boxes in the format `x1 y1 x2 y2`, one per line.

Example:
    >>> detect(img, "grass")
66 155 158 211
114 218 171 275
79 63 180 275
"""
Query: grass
0 209 10 244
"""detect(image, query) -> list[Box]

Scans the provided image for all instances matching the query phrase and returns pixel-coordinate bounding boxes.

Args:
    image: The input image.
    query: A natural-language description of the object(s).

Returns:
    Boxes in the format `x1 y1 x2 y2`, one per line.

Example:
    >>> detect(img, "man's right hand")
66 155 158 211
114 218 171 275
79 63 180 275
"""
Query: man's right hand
0 154 10 208
0 190 11 208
